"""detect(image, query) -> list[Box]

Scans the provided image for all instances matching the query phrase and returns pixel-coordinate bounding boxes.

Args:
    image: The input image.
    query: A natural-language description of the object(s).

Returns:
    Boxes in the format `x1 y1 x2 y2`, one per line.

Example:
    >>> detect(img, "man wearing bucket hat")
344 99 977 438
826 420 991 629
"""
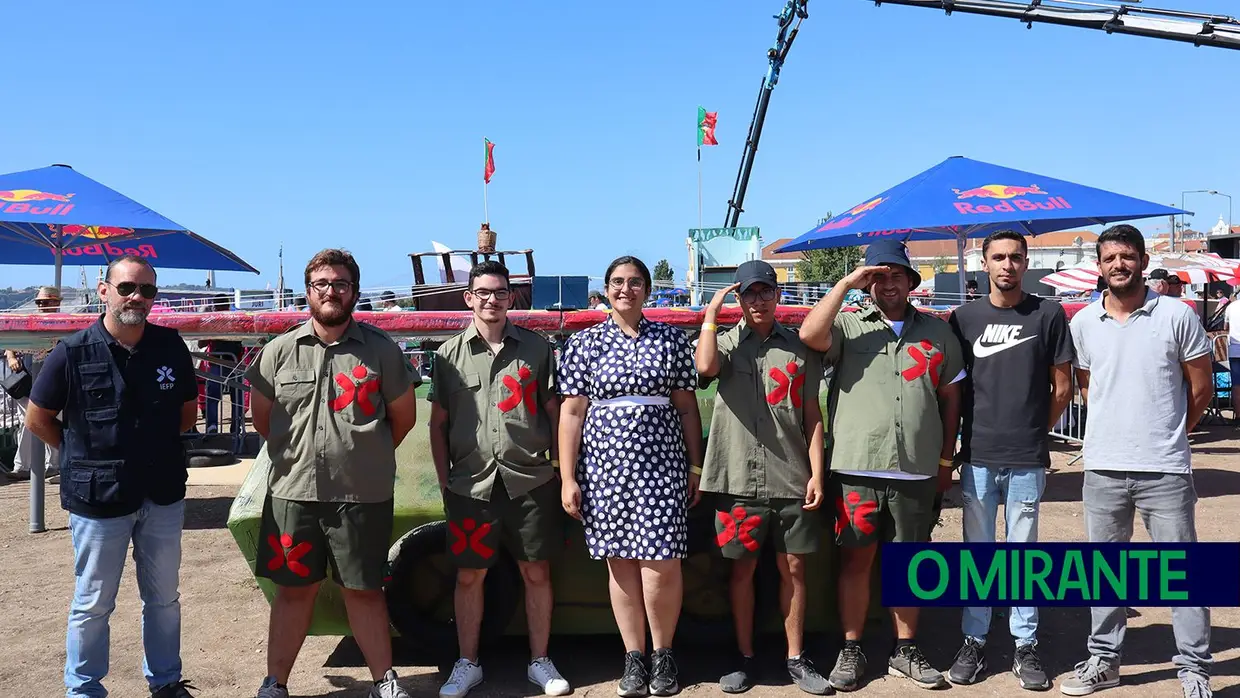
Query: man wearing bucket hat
696 260 830 695
799 240 965 692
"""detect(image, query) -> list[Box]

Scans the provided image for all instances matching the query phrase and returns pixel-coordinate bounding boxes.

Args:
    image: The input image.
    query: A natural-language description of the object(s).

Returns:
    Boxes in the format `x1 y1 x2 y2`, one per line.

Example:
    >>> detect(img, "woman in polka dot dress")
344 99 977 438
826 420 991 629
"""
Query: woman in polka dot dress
557 256 704 698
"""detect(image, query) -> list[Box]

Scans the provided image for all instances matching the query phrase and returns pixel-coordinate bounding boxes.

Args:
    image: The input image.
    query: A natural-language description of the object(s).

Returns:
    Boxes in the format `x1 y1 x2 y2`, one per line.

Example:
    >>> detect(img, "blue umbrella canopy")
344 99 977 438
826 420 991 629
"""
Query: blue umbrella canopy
776 156 1187 299
0 164 259 283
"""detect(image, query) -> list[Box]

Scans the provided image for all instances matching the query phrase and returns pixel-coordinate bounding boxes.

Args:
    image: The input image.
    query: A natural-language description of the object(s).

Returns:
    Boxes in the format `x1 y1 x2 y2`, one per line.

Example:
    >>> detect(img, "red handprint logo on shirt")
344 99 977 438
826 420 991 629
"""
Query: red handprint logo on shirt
498 366 538 414
766 361 806 408
330 365 381 415
716 506 764 551
449 518 495 559
835 492 878 538
267 533 313 577
901 340 944 387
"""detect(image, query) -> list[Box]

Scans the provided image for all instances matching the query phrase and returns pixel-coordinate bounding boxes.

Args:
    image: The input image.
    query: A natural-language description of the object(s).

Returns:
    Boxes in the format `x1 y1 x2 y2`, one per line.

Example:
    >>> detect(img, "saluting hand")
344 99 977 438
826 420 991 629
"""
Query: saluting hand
706 283 742 314
840 265 891 292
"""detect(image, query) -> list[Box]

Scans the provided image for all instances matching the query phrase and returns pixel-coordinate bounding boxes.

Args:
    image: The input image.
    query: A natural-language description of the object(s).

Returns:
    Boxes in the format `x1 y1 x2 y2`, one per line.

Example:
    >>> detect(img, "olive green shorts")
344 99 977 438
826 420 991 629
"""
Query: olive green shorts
256 495 394 591
832 473 937 548
442 478 565 569
711 495 822 559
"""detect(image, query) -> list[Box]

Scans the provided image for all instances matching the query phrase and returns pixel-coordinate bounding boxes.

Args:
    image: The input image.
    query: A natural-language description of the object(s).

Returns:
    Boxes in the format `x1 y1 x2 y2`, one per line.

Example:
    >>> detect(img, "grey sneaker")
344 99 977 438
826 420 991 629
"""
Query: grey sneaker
887 643 946 689
1059 656 1119 696
1181 677 1212 698
787 656 832 695
371 669 412 698
947 638 986 685
256 676 289 698
828 645 867 692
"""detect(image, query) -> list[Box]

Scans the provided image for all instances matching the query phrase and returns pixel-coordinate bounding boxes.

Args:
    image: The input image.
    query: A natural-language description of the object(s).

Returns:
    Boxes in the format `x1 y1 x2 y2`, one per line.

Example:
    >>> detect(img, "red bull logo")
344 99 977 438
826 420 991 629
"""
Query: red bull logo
59 225 135 240
951 184 1071 215
0 189 75 216
814 197 887 232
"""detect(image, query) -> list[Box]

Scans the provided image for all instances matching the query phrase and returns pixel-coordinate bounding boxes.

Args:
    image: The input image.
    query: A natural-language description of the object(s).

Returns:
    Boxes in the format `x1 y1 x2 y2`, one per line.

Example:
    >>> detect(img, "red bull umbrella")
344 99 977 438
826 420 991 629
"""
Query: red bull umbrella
775 156 1187 299
0 164 259 285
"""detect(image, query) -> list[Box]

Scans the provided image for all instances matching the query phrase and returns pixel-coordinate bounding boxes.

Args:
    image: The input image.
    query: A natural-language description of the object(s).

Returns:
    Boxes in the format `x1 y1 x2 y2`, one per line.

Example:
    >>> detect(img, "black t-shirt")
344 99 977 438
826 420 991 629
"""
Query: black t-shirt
949 295 1074 468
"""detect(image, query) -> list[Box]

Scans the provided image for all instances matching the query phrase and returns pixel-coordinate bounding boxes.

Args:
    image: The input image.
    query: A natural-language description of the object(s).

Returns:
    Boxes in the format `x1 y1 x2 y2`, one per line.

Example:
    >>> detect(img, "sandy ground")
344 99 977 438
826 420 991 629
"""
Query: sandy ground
1 425 1238 698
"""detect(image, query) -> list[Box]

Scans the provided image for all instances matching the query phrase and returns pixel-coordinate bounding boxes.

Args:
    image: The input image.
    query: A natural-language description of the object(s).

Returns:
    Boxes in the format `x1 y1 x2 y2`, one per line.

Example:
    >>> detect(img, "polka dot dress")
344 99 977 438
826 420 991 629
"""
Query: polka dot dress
558 317 696 560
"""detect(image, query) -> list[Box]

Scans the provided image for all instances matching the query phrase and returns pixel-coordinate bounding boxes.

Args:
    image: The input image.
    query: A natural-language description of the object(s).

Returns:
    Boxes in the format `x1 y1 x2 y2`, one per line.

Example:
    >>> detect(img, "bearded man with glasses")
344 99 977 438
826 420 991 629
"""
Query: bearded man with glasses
25 256 201 698
246 248 420 698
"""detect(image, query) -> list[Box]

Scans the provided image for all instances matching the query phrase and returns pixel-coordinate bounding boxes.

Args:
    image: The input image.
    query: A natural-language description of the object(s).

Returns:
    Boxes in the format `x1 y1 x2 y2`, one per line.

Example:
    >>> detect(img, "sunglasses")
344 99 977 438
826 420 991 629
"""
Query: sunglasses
108 281 158 299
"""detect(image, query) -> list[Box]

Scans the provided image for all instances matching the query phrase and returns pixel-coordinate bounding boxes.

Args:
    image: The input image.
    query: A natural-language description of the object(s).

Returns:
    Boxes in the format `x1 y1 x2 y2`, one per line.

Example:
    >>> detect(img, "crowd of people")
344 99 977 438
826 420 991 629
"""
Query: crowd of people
3 222 1229 698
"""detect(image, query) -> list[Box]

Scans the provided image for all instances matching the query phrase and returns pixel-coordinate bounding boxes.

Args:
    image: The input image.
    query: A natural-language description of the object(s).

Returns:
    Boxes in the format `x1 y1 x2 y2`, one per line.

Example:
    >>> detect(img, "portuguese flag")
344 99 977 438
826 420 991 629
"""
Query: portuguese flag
697 107 718 147
484 139 496 183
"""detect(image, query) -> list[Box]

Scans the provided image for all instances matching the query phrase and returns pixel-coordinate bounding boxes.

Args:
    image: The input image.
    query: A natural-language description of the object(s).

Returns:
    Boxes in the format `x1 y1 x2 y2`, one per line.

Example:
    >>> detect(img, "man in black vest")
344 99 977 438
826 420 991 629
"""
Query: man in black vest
25 255 199 698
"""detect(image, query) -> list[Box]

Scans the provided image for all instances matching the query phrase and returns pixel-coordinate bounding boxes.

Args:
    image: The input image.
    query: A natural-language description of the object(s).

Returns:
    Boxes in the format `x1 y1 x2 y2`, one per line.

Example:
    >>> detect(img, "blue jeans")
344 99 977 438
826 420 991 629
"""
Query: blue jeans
959 464 1046 646
66 499 185 698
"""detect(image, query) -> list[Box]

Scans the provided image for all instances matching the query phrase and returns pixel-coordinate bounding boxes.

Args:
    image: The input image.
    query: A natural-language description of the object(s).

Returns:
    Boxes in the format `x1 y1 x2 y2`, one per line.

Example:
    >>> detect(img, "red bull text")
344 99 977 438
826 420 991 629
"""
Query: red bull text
0 189 75 216
59 242 159 259
950 184 1070 215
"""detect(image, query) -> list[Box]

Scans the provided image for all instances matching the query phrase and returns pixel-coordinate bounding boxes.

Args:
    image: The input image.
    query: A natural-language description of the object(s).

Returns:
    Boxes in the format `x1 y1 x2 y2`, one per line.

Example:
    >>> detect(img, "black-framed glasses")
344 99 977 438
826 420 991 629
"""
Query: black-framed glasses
469 288 512 301
108 281 158 299
607 277 646 290
308 279 355 295
741 287 778 303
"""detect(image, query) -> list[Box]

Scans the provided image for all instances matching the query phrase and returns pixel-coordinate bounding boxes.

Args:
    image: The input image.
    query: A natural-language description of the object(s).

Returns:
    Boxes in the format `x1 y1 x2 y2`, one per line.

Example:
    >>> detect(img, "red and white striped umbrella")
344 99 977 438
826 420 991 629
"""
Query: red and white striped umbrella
1041 253 1240 292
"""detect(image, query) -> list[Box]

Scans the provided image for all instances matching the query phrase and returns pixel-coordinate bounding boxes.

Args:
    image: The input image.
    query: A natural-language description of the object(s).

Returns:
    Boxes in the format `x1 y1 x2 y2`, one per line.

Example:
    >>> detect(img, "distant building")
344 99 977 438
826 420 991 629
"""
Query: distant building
687 227 761 304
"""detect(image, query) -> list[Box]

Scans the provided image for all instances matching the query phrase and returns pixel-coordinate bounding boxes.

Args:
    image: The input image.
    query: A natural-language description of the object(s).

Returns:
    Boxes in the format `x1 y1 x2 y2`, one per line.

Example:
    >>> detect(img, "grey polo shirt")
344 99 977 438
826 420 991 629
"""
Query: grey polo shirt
1069 289 1212 474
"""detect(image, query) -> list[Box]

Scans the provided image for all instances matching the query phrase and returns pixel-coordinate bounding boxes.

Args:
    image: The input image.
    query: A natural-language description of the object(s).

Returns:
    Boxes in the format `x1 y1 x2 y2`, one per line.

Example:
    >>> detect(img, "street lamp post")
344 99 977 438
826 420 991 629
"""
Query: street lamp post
1182 189 1234 250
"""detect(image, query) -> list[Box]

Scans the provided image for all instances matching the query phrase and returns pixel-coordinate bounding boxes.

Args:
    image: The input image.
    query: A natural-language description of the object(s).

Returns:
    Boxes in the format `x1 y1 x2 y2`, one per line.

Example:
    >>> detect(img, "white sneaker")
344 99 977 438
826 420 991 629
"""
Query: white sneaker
529 657 572 696
440 658 484 698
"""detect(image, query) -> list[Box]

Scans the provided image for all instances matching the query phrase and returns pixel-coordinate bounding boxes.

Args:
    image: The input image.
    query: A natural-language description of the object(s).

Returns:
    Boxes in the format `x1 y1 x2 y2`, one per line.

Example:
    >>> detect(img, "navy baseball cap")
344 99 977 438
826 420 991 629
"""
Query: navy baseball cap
734 260 780 295
864 239 922 288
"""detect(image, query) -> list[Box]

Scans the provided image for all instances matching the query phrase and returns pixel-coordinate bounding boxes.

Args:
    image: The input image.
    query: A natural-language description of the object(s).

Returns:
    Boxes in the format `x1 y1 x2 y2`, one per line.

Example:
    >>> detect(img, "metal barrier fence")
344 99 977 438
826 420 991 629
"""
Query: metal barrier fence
1049 369 1086 466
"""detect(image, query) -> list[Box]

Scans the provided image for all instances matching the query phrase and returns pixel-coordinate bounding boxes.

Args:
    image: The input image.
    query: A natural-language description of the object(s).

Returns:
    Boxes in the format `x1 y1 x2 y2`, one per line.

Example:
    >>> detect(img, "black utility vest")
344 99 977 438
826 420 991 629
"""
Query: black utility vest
59 323 187 518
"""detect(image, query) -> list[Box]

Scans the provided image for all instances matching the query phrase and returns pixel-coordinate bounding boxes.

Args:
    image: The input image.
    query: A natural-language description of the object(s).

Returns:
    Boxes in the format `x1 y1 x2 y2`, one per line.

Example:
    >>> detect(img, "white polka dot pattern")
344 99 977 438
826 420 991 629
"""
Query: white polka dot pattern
558 318 696 560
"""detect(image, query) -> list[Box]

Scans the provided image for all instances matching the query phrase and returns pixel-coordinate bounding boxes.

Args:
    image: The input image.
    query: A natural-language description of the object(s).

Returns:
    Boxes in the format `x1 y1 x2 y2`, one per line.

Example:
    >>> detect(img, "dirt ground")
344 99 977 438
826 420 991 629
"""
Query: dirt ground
1 426 1238 698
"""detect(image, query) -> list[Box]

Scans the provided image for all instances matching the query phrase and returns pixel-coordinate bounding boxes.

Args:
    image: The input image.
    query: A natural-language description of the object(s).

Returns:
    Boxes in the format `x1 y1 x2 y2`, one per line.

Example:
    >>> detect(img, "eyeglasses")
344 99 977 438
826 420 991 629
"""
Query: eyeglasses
469 288 511 301
607 277 646 291
741 287 777 303
308 280 355 295
108 281 158 299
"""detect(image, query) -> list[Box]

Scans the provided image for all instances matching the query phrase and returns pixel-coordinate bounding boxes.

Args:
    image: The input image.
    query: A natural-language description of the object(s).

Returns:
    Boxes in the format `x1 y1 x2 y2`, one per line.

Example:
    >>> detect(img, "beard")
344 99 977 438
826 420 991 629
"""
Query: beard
874 293 907 316
111 304 148 326
993 278 1019 292
310 296 356 327
1105 269 1144 296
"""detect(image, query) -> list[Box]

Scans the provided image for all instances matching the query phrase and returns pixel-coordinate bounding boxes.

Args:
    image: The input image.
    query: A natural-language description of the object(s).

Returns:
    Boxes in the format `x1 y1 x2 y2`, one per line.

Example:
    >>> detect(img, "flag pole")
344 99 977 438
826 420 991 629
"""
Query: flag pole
484 178 489 225
697 146 703 230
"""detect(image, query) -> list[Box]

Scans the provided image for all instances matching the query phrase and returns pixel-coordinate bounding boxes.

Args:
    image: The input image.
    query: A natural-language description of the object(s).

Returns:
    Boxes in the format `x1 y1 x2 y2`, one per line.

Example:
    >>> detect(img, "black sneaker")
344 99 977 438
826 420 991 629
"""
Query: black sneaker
787 656 832 695
720 655 757 694
617 651 648 698
947 638 987 685
649 648 680 696
1013 643 1051 691
152 680 197 698
828 645 867 692
887 643 946 689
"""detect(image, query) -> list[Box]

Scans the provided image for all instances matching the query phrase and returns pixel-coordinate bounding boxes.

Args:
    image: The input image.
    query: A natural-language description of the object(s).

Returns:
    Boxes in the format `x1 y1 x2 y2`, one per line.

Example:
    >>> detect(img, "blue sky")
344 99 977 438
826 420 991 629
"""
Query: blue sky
2 0 1236 291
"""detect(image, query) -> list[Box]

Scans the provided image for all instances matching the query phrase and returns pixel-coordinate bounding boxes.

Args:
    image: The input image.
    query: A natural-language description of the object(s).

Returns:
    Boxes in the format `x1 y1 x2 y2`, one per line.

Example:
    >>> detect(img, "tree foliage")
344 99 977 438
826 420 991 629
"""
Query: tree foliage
653 258 674 282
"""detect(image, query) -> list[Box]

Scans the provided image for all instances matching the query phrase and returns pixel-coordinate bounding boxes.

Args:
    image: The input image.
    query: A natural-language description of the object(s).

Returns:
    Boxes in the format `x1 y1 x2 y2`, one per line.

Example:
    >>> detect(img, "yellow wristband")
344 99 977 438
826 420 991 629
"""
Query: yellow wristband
701 323 717 332
690 466 703 475
939 458 954 469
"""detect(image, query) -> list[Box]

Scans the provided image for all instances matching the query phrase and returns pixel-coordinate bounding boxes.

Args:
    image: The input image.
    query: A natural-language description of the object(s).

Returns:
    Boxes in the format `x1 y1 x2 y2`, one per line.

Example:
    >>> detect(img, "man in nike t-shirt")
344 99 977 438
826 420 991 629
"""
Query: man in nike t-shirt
945 230 1074 692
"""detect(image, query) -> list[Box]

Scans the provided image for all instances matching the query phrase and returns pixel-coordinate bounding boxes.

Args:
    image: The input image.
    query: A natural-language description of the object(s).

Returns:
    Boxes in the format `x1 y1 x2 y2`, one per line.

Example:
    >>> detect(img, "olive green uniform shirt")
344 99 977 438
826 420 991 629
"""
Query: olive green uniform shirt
824 306 964 477
430 321 558 501
700 322 824 499
246 320 418 503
